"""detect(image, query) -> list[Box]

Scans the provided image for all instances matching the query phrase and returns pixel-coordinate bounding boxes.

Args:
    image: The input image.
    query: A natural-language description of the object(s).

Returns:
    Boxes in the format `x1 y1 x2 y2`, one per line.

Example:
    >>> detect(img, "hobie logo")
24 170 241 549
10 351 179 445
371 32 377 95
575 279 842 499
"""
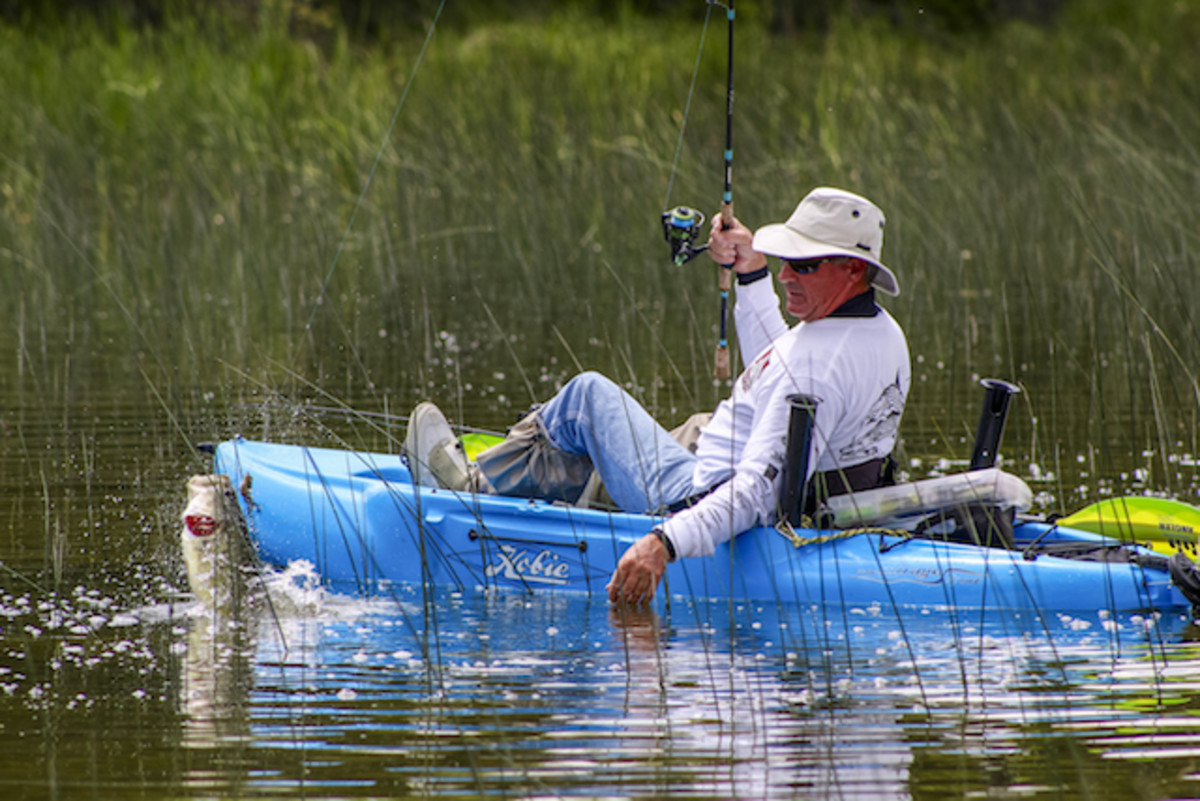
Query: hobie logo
485 545 571 585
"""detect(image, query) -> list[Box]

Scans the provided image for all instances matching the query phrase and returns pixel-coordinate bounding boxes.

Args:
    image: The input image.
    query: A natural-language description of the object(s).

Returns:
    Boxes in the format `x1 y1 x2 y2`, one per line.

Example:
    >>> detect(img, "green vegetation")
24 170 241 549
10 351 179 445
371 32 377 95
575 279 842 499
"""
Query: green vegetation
2 0 1198 501
2 6 1199 793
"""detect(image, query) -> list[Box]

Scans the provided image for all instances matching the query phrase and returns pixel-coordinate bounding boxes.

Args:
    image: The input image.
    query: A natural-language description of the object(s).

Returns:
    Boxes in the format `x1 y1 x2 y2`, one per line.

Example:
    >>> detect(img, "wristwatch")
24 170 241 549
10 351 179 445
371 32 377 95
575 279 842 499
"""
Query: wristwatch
651 527 677 562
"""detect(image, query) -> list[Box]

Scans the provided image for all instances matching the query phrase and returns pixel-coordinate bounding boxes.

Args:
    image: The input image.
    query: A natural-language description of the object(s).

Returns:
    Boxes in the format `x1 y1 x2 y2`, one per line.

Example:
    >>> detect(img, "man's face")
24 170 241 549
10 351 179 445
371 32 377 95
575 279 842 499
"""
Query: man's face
777 257 859 322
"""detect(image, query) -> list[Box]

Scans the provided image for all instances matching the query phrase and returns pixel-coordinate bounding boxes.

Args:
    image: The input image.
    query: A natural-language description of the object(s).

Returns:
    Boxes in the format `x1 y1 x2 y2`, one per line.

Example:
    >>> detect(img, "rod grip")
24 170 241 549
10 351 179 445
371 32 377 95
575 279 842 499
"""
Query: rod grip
714 344 730 380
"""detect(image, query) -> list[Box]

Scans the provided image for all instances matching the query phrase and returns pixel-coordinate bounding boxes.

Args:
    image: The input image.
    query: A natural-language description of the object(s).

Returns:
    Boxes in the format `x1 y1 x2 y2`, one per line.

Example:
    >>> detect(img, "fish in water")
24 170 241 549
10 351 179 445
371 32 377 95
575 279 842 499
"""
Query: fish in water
181 474 249 611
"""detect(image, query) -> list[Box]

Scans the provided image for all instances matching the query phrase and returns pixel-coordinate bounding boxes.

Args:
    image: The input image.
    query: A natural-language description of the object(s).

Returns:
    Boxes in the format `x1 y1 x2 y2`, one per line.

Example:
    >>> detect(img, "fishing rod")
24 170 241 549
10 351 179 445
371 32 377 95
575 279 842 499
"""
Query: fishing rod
661 0 735 380
714 0 735 380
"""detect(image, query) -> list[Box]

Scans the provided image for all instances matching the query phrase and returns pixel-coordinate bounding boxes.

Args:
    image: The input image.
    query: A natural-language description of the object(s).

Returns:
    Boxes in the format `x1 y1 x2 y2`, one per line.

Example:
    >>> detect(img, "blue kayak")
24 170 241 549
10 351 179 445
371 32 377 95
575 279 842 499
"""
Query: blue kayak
212 438 1194 614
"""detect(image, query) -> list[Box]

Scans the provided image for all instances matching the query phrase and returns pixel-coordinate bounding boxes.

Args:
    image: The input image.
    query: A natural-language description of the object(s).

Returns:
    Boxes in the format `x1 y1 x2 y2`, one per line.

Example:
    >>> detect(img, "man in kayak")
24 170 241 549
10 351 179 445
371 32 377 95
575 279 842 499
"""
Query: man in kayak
405 187 911 606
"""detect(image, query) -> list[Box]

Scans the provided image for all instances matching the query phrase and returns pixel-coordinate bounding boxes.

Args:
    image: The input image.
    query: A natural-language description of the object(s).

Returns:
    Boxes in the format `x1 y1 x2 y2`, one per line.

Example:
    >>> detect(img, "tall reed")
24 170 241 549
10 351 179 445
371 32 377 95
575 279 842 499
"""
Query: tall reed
1 0 1197 501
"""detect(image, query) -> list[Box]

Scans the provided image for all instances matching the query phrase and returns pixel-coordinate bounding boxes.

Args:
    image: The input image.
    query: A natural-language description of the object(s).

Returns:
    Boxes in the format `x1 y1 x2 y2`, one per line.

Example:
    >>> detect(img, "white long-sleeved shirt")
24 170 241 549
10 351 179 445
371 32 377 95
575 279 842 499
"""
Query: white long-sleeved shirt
662 276 911 559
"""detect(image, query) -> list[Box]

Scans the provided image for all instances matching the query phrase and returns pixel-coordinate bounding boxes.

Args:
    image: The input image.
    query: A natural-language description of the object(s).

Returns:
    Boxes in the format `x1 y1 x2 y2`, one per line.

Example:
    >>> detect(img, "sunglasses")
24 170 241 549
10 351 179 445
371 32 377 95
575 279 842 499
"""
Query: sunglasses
783 258 827 275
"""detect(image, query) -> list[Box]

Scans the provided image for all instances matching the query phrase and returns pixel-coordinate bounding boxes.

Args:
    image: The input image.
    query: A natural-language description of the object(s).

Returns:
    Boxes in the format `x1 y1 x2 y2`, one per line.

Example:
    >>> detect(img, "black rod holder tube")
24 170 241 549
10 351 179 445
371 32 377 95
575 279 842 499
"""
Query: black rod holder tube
969 378 1021 470
782 394 820 527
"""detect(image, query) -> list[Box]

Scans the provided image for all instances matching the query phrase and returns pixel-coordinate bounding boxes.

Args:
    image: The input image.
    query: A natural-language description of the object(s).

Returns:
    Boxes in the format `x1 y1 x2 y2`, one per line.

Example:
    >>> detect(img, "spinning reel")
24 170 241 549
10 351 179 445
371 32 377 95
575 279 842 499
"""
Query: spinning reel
660 205 708 266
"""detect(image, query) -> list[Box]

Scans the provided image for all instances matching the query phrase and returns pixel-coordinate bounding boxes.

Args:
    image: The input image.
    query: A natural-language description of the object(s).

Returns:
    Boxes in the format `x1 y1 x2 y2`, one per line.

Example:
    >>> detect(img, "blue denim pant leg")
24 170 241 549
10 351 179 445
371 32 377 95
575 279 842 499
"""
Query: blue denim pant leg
536 372 698 514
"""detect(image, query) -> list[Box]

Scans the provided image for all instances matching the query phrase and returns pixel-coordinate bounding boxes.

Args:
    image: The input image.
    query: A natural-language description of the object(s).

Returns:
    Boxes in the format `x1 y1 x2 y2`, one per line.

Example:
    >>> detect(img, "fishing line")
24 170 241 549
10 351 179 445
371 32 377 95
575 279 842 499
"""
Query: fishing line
301 0 449 341
598 259 697 408
660 2 725 269
661 3 715 213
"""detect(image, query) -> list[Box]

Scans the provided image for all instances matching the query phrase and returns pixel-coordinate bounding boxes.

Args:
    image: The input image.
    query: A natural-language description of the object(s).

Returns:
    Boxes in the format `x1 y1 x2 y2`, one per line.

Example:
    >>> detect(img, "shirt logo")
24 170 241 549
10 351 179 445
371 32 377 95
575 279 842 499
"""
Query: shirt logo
839 382 905 462
740 348 773 393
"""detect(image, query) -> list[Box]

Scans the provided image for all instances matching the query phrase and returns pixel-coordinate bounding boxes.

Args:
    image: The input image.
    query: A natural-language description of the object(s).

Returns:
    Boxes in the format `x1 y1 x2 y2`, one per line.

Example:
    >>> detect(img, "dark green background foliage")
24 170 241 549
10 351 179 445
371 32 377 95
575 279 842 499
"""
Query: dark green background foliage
4 0 1068 37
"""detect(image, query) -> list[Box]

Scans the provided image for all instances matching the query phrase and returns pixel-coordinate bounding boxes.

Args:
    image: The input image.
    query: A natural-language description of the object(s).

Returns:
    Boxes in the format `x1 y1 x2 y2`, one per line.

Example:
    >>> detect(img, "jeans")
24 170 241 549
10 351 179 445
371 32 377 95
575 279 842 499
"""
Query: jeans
537 372 698 514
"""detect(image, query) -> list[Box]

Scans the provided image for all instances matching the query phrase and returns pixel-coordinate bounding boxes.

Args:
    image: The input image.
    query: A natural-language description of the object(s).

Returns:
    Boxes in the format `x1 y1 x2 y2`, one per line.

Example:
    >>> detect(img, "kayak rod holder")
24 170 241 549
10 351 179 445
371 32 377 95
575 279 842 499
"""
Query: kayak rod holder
969 378 1021 470
782 394 820 528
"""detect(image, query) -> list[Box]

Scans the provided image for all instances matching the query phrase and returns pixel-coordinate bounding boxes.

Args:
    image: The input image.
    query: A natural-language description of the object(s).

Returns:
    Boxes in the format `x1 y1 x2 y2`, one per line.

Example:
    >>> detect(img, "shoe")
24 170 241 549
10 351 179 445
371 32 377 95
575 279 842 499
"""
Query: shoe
428 437 473 491
403 403 470 490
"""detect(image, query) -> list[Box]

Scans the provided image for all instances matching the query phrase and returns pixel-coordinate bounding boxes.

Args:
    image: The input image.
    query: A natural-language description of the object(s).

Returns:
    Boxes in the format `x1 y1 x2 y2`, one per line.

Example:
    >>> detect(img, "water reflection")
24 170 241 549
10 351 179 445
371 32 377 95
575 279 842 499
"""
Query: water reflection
179 610 253 750
167 567 1195 797
4 563 1200 798
607 603 916 798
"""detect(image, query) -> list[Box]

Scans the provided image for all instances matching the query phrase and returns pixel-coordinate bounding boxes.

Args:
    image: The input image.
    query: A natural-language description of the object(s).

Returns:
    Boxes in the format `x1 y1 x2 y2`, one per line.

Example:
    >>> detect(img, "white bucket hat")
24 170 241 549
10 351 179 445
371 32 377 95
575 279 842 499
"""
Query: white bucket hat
751 187 899 296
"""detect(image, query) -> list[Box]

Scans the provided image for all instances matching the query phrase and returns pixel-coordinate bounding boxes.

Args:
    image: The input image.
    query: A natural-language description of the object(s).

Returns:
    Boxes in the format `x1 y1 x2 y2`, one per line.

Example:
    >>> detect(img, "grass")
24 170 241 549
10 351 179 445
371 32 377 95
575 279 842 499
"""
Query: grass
1 0 1198 508
2 8 1200 796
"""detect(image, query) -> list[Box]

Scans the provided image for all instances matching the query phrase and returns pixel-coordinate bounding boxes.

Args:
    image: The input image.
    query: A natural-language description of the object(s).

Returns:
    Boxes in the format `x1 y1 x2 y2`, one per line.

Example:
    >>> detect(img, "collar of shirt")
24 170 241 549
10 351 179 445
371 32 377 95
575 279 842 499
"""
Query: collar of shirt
828 287 879 318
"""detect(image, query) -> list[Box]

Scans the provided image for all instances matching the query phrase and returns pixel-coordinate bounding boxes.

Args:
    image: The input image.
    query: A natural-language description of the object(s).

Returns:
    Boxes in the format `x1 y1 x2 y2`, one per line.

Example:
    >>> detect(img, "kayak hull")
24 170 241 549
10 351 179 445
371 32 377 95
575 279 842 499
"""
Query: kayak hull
214 438 1191 614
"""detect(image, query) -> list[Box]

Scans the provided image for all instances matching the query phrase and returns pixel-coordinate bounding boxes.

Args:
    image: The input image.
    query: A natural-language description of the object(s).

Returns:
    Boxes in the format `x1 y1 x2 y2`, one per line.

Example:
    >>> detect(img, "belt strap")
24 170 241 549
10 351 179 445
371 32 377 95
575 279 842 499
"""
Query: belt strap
813 456 891 499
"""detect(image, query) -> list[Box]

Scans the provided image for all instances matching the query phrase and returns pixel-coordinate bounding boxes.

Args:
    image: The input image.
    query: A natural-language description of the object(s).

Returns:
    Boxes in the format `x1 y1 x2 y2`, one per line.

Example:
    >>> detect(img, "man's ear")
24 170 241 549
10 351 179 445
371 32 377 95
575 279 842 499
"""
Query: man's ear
844 258 870 284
